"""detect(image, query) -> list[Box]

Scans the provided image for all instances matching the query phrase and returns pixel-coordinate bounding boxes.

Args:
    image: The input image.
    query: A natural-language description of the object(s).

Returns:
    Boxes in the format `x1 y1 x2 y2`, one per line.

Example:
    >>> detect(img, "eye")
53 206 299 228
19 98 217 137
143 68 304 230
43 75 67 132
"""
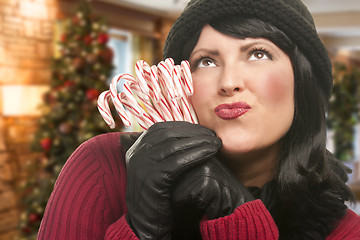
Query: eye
197 57 216 68
248 48 273 61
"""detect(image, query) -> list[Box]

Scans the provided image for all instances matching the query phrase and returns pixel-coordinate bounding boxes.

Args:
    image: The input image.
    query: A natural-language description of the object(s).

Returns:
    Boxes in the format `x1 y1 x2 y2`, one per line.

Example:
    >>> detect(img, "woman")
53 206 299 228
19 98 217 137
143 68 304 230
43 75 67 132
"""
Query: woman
38 0 360 239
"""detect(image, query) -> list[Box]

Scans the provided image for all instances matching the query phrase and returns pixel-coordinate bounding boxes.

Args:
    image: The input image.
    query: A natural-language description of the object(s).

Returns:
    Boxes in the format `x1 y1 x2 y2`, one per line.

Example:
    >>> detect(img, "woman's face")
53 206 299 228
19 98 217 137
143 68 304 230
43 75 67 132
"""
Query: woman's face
189 25 294 160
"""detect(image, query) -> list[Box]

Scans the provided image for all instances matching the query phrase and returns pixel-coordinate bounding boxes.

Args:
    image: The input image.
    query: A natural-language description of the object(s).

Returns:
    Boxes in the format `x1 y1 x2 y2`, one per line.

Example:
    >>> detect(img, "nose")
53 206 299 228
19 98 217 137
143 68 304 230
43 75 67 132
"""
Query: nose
218 65 245 96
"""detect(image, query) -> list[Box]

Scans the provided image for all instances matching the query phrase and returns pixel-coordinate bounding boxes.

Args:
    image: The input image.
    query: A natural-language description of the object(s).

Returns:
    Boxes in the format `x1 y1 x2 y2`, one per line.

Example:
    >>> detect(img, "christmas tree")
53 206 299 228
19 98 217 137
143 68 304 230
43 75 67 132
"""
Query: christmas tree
327 62 360 161
18 1 118 238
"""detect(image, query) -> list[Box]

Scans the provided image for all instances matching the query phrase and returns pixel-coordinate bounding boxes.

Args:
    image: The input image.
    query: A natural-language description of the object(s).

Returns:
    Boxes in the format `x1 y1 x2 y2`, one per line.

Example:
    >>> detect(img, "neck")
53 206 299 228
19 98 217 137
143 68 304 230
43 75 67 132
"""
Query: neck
219 145 280 188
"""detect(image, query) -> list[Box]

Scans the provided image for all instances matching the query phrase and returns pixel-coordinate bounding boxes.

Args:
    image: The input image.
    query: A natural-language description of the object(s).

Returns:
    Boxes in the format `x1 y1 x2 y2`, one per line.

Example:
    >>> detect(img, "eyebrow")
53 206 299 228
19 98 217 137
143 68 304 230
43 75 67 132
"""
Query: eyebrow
189 49 219 59
190 39 274 59
240 41 269 52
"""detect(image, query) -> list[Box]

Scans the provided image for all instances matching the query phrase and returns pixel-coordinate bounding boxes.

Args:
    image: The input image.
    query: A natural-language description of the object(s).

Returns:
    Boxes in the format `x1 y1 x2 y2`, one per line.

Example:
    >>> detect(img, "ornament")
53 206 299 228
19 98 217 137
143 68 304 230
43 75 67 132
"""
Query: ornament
28 213 40 223
60 34 67 43
54 164 63 175
100 74 107 81
72 16 80 25
61 47 70 56
58 73 64 81
65 57 72 64
99 47 113 64
92 22 100 30
86 53 97 64
64 80 75 88
84 35 93 45
77 12 83 19
73 57 86 70
93 63 101 70
40 138 52 152
93 47 100 55
59 122 71 134
43 92 54 104
75 34 81 41
101 25 108 31
22 226 31 234
86 89 100 101
97 33 109 45
75 90 84 102
90 71 99 79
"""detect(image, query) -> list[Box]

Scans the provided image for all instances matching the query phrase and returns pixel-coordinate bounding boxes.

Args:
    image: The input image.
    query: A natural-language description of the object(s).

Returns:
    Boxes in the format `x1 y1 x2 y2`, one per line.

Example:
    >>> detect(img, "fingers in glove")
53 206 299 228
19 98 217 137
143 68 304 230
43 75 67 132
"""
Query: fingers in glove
140 121 217 146
149 135 221 161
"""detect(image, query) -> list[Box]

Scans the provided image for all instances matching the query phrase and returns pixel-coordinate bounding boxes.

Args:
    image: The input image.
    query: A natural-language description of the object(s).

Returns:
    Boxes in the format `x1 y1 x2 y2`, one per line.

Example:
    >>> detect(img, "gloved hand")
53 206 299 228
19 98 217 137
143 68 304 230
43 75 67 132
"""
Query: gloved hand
171 157 254 239
125 121 222 240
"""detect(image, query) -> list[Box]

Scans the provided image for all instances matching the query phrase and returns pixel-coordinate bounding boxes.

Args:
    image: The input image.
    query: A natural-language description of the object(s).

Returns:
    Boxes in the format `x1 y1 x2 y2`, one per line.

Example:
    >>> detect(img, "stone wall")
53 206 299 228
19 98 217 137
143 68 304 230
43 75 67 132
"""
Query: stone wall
0 0 56 239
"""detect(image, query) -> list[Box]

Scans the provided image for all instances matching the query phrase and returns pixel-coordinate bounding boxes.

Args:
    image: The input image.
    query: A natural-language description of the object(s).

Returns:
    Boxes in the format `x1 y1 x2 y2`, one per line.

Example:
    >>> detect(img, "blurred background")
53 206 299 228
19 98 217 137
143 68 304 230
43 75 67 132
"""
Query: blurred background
0 0 360 239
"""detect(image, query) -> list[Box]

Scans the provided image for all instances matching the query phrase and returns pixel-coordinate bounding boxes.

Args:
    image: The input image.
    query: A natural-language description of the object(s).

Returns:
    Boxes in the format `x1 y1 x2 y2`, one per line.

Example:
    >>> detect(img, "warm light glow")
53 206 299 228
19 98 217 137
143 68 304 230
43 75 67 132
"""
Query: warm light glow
1 85 49 116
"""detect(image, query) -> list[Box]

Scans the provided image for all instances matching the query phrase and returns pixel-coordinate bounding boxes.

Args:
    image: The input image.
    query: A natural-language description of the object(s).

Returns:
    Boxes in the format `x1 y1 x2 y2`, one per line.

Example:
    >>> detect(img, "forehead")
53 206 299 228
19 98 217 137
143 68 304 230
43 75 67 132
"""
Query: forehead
192 25 281 52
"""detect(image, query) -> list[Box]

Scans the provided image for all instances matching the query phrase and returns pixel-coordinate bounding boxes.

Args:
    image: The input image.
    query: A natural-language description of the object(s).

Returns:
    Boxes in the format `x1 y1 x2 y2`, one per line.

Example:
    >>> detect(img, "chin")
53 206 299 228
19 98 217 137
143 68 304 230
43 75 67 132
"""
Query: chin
219 138 254 155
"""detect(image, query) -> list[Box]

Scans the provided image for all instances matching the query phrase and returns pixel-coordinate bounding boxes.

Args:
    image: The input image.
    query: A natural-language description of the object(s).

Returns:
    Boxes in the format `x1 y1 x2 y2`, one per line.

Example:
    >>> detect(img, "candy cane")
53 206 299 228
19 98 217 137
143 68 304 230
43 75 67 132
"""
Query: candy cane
149 65 174 121
180 61 198 123
109 73 132 127
135 60 150 95
171 62 183 99
158 61 183 121
158 60 177 99
120 94 149 130
97 90 116 129
128 81 164 123
97 58 199 130
148 65 162 102
181 60 194 95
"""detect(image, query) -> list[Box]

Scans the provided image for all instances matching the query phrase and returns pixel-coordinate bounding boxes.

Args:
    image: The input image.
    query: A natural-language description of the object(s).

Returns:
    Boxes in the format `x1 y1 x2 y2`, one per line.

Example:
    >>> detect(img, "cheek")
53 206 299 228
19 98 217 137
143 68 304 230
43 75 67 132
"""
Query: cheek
191 72 214 106
190 73 217 123
256 68 294 105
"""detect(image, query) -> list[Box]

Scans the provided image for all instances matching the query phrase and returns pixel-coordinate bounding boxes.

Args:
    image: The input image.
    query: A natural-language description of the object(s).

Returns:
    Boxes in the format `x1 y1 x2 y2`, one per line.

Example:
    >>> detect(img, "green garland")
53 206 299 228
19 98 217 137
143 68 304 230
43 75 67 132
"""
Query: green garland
327 62 360 161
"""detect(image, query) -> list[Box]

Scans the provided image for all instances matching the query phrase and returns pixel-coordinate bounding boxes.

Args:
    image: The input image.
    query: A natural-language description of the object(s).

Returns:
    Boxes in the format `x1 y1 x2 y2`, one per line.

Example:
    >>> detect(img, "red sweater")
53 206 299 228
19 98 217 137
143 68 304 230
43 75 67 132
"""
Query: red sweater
38 132 360 239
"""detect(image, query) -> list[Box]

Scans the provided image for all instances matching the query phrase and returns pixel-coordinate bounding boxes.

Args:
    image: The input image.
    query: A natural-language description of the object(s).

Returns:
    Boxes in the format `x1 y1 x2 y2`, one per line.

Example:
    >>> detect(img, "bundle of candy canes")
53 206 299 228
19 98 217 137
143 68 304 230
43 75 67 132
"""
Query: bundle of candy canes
97 58 198 130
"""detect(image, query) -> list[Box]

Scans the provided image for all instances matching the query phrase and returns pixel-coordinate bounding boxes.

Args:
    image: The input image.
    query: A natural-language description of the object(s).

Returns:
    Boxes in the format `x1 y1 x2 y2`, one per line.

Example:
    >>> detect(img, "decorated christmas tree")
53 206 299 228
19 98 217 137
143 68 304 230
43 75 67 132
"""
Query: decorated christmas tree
18 1 118 238
327 62 360 161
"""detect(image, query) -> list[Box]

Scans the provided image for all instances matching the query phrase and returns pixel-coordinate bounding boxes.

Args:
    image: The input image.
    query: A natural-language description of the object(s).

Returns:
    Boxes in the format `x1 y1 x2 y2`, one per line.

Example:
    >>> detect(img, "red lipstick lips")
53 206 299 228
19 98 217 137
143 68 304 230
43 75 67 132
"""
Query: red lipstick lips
215 102 251 120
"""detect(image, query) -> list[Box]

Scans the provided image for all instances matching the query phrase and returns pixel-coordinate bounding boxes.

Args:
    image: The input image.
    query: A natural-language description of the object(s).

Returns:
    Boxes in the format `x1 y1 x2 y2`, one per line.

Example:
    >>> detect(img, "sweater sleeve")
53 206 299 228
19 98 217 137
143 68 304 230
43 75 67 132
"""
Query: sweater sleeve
37 132 139 240
326 209 360 239
200 199 279 240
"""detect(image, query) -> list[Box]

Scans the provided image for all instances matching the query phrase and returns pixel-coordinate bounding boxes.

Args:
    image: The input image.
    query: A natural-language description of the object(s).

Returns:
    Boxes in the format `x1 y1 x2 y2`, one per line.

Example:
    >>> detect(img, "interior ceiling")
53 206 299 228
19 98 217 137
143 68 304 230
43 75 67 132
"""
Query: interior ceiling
101 0 360 54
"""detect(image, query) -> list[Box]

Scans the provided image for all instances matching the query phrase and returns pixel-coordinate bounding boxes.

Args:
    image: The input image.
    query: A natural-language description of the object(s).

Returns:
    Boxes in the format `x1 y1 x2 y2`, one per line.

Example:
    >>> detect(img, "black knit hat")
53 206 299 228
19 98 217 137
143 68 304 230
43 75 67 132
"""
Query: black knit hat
163 0 333 99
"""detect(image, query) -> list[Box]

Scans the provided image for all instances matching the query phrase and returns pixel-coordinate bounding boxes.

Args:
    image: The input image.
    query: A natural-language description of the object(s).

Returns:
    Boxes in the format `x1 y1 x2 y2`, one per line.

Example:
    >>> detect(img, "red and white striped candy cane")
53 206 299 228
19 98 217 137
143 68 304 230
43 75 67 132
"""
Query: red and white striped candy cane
135 60 150 96
180 61 197 123
149 65 174 121
97 58 198 130
136 60 174 122
122 81 155 129
172 65 196 124
109 73 132 127
148 65 162 102
171 62 183 99
120 94 149 130
181 60 194 95
97 90 116 129
158 60 177 99
128 81 164 123
158 60 183 121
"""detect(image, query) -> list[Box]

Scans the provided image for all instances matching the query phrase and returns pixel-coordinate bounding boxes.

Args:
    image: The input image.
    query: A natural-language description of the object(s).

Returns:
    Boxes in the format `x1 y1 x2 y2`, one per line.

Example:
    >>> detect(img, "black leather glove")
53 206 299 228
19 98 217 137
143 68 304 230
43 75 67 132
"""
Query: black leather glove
171 157 254 239
125 121 222 240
